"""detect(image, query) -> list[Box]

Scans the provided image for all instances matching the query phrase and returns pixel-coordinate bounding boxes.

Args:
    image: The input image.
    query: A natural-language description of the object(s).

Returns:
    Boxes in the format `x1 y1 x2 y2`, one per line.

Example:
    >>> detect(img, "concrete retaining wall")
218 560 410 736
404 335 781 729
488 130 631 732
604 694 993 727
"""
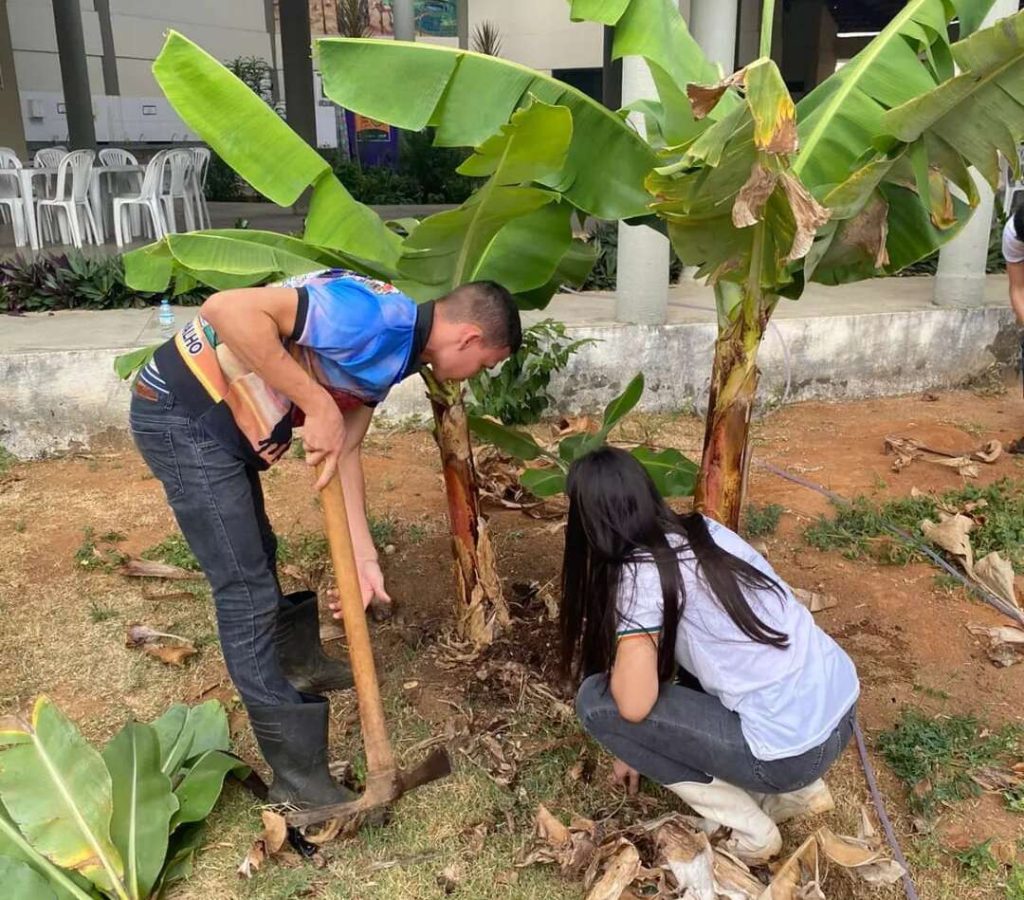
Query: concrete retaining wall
1 305 1018 459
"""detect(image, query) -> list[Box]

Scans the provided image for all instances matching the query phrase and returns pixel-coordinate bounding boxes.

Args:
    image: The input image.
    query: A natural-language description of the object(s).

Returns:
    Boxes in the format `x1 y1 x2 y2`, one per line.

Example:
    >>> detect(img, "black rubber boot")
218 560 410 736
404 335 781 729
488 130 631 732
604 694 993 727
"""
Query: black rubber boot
249 695 357 807
275 591 353 693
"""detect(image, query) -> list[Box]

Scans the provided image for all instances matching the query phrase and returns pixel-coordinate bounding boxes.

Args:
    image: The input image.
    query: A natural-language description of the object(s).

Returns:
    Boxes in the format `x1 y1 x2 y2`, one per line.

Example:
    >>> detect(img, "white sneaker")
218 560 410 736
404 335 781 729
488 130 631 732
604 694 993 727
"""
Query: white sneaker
759 779 835 824
666 778 782 865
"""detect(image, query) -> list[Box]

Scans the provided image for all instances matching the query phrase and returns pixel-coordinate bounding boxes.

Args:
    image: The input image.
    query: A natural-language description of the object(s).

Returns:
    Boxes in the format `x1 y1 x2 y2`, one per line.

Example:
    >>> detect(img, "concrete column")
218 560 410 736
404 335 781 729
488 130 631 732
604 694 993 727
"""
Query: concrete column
0 1 25 158
51 0 96 149
393 0 416 41
933 0 1018 308
279 0 317 147
94 0 119 95
615 56 670 325
458 0 469 49
736 0 760 68
678 0 692 22
690 0 739 74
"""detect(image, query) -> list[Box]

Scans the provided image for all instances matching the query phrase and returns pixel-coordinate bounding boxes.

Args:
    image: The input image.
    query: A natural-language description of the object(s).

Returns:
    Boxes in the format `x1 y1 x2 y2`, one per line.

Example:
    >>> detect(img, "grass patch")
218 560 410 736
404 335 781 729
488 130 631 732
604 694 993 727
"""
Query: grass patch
142 532 200 571
877 710 1024 816
369 513 397 549
88 600 118 623
953 841 998 880
277 531 328 569
743 503 784 538
0 446 16 476
804 479 1024 570
74 527 128 571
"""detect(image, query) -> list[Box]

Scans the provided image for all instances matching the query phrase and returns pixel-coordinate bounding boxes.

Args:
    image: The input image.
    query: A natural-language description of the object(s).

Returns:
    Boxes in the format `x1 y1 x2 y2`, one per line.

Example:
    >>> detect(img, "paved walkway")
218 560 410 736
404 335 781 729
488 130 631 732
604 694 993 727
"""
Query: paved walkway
0 274 1010 354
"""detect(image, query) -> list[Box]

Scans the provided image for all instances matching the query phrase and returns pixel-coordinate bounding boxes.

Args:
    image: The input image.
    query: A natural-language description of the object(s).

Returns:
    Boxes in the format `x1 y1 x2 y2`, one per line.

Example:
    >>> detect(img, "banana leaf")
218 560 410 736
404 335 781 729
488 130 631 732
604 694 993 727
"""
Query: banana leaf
153 823 205 899
630 446 699 497
151 31 400 268
793 0 997 192
181 702 231 763
150 706 193 780
102 723 177 900
881 10 1024 187
0 857 60 900
569 0 731 146
169 751 249 831
0 803 93 900
0 697 126 898
396 99 572 295
316 38 658 220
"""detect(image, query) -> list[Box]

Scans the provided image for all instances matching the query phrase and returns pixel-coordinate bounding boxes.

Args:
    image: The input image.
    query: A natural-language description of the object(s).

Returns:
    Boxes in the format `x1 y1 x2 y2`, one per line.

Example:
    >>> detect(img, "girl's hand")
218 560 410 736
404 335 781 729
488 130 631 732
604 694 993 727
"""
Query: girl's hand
611 758 640 796
326 559 392 618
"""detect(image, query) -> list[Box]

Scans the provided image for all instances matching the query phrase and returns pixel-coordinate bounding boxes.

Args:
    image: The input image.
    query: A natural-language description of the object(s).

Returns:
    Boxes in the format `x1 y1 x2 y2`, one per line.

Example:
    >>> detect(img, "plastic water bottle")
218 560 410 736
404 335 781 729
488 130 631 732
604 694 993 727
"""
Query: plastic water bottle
157 298 176 339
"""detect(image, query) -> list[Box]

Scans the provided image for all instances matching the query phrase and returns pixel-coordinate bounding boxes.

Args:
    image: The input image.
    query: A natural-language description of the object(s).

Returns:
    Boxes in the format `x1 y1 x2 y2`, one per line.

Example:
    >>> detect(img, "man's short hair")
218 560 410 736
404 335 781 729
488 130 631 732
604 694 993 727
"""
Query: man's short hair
438 281 522 354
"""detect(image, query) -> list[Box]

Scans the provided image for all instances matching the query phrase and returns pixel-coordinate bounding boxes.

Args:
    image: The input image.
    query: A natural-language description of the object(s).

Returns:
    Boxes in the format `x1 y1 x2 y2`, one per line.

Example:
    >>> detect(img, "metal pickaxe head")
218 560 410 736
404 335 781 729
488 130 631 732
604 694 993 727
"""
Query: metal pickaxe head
286 748 452 830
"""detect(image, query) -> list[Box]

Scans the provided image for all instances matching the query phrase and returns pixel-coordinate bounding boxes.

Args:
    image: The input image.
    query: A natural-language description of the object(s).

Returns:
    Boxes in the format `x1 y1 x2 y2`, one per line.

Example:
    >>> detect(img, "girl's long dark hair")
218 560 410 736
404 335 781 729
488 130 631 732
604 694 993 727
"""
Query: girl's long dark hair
560 446 789 683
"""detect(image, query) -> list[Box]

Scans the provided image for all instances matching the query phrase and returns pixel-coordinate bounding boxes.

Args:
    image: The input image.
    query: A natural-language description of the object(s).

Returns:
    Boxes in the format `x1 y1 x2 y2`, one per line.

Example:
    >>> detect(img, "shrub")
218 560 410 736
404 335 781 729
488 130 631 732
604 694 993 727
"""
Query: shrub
0 252 210 313
581 220 683 291
467 319 594 426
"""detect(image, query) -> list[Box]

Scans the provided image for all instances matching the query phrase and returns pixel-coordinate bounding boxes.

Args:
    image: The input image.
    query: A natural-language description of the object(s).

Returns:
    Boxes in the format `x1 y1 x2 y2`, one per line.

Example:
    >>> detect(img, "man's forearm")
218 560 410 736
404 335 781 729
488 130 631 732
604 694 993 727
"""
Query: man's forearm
338 448 376 561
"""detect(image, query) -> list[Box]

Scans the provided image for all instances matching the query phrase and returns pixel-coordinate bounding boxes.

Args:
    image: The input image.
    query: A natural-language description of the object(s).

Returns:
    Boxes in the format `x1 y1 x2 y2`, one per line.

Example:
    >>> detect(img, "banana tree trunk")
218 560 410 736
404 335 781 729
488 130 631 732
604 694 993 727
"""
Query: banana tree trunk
694 288 774 529
421 370 509 646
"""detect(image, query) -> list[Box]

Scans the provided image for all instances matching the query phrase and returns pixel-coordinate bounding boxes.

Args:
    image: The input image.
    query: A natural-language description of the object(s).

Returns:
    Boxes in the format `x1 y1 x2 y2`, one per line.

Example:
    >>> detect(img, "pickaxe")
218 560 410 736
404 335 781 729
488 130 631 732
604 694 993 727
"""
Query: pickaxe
285 458 451 830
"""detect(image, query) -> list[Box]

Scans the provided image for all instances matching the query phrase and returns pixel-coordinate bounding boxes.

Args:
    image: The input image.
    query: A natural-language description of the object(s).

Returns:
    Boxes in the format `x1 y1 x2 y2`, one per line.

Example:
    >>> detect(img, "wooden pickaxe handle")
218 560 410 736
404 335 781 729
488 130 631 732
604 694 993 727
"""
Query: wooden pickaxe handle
317 463 396 776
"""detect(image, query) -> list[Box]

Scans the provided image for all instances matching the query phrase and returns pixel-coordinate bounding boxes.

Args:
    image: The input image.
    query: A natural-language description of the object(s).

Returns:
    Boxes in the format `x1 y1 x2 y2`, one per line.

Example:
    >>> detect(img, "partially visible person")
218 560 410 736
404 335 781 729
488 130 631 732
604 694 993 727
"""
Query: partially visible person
1001 207 1024 453
560 447 859 863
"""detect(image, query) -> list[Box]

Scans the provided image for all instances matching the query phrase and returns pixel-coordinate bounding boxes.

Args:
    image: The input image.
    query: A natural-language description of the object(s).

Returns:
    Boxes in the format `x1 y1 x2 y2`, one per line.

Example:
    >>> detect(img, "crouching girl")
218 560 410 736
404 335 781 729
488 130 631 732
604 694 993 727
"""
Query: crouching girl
561 447 858 864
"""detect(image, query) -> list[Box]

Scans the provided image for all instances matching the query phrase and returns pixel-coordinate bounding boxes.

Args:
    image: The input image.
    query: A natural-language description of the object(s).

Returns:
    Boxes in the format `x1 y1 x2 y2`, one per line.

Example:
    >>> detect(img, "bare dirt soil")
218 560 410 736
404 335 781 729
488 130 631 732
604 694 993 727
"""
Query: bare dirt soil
2 382 1024 899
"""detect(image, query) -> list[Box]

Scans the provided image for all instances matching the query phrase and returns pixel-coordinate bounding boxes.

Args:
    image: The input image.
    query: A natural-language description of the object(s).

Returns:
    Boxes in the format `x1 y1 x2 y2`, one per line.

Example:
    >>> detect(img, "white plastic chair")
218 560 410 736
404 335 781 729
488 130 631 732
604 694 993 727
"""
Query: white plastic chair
36 150 100 248
98 148 143 238
160 149 197 233
0 148 27 246
113 149 170 248
98 148 138 167
33 147 66 169
33 147 68 241
190 147 211 229
1003 145 1024 216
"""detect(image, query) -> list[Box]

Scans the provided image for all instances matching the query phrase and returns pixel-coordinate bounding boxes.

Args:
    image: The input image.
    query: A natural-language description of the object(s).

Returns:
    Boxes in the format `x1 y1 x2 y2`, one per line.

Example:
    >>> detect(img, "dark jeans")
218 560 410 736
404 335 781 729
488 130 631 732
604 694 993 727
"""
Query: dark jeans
576 673 856 793
129 387 301 708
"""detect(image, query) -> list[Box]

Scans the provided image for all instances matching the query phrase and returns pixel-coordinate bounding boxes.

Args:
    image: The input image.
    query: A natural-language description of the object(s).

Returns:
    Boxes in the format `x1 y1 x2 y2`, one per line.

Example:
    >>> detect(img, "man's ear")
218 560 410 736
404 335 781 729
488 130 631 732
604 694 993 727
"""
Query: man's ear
457 324 484 350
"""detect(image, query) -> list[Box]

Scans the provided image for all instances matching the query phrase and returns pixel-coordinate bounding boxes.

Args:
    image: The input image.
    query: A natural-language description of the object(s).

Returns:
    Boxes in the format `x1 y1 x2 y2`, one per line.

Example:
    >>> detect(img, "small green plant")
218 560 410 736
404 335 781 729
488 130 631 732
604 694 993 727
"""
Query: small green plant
466 320 595 426
88 600 118 623
469 374 697 498
368 514 397 549
143 533 201 571
406 523 428 544
290 436 306 460
75 527 127 571
933 573 965 596
954 840 999 879
0 446 15 476
878 710 1024 815
1006 863 1024 899
743 503 784 538
0 697 247 899
13 519 26 534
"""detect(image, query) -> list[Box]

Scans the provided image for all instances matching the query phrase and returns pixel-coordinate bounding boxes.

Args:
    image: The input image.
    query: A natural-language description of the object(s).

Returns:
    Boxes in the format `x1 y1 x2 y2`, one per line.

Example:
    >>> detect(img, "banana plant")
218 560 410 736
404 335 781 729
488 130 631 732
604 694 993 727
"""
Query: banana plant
0 697 246 900
120 32 599 646
469 373 699 497
324 0 1024 528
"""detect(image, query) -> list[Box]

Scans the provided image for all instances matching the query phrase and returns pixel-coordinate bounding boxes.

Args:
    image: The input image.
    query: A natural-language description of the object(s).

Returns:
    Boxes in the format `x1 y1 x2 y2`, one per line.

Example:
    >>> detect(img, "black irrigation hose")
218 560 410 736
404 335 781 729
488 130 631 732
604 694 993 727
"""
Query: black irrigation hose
854 721 920 900
758 461 1024 626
